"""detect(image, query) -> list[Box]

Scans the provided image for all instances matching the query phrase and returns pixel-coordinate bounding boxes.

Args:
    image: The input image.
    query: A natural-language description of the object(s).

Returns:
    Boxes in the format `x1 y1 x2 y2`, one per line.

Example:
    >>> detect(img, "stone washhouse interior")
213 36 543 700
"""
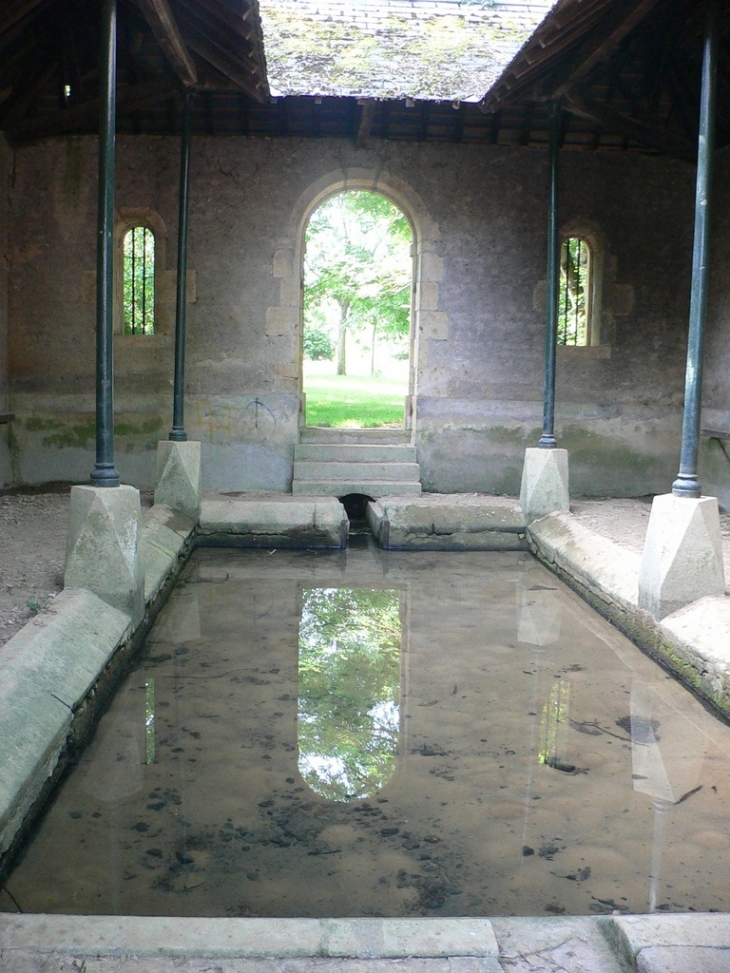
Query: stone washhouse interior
4 0 730 970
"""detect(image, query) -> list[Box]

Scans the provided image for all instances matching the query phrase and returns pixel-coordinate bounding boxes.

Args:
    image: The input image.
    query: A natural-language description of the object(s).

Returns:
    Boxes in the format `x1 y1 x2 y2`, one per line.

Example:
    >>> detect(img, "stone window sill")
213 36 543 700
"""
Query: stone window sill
557 344 611 360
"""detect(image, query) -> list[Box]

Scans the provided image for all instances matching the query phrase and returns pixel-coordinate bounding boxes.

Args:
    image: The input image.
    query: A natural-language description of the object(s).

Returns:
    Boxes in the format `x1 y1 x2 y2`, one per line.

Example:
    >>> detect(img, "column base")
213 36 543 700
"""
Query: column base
519 447 570 523
65 484 144 625
638 493 725 620
154 440 202 521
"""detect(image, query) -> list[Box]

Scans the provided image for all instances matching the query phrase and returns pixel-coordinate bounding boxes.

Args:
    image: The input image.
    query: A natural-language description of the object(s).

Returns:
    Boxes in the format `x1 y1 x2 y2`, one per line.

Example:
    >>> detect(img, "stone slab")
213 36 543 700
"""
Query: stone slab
636 946 730 972
199 493 348 549
367 494 527 550
293 479 422 498
491 916 626 973
142 505 196 603
608 913 730 970
0 917 499 961
0 589 131 857
660 596 730 713
527 511 640 609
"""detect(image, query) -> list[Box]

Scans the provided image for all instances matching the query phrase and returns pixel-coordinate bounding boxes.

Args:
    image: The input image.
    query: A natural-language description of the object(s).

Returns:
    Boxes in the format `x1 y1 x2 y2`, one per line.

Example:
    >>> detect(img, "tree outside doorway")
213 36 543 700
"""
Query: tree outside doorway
302 191 413 428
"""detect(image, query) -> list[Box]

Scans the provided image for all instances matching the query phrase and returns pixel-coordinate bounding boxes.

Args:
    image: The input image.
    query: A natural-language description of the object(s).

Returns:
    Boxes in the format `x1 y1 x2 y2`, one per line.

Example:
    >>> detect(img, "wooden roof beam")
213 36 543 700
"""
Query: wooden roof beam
0 0 49 35
8 78 179 143
356 98 375 148
131 0 197 86
185 34 265 101
552 0 666 98
564 94 695 159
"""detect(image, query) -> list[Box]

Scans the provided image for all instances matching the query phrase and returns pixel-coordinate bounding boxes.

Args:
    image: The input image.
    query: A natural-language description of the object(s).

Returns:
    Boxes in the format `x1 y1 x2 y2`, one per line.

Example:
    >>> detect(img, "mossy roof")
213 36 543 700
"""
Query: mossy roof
259 0 555 103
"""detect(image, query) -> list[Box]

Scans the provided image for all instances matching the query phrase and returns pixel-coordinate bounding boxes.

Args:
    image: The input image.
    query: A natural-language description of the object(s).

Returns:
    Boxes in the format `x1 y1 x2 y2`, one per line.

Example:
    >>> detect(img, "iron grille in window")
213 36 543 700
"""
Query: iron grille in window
558 236 591 346
123 226 155 335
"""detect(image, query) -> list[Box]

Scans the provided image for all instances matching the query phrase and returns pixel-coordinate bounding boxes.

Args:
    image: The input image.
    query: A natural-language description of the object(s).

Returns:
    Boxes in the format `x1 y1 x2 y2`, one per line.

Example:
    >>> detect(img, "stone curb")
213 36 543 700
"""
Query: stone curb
199 496 348 549
0 504 195 868
0 917 498 960
528 511 730 719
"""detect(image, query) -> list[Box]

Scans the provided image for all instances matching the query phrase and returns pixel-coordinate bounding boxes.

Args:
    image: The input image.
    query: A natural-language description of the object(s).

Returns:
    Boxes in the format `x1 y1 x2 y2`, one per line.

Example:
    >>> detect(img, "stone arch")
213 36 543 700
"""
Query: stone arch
267 169 445 434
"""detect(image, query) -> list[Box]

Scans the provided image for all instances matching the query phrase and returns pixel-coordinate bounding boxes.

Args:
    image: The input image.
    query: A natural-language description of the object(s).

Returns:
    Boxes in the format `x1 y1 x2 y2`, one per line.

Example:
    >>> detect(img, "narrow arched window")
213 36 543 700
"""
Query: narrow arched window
123 226 155 335
558 236 591 346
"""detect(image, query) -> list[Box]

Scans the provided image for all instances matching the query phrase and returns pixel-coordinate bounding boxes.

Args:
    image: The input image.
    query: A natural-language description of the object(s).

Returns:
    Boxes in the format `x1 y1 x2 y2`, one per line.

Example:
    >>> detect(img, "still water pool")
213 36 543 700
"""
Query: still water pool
4 546 730 918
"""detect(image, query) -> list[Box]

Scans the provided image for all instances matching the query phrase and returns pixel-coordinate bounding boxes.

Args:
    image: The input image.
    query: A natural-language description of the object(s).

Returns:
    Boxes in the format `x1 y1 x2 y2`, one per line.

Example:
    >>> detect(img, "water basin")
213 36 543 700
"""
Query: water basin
4 546 730 918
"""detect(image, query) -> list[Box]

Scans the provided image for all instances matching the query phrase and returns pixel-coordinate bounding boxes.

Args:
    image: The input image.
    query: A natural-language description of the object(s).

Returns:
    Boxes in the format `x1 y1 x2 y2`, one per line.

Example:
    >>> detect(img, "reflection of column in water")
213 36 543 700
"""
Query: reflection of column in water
629 680 706 912
515 569 563 856
649 797 673 912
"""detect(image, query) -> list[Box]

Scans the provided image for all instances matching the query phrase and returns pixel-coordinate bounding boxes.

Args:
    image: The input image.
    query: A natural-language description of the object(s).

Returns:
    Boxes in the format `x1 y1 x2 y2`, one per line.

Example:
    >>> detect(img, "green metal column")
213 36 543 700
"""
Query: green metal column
538 107 560 449
91 0 119 487
169 92 193 442
672 0 717 498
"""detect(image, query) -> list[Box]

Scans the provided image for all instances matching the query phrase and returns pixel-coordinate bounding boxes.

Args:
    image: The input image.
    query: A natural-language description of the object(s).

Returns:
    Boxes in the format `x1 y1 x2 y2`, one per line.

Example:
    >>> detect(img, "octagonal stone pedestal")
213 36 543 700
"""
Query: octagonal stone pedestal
638 493 725 620
519 447 570 523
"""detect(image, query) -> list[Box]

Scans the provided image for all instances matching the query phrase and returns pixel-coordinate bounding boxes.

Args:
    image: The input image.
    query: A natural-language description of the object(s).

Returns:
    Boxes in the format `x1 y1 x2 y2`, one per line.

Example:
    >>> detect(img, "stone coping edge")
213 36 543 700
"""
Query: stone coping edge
0 503 196 877
0 916 498 959
528 511 730 719
4 913 730 967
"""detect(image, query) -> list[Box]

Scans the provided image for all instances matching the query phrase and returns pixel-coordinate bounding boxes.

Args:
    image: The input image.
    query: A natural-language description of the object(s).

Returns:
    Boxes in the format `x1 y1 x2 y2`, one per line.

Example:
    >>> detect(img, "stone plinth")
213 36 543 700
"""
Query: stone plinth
519 447 570 523
65 485 144 624
154 440 202 521
638 493 725 620
366 494 526 550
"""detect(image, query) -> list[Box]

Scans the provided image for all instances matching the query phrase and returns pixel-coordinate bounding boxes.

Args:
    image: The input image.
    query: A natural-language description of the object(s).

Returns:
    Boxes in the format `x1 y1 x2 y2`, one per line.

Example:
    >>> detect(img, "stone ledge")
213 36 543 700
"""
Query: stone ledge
0 589 132 858
199 494 348 549
0 916 500 960
367 493 526 550
528 511 730 719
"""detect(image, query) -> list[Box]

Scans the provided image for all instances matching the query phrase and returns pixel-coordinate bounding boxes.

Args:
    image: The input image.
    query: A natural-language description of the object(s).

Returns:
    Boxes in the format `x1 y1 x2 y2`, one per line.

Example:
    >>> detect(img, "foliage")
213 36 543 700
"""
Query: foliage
303 191 412 375
303 373 407 428
557 237 589 346
123 226 155 335
298 587 402 801
303 325 335 361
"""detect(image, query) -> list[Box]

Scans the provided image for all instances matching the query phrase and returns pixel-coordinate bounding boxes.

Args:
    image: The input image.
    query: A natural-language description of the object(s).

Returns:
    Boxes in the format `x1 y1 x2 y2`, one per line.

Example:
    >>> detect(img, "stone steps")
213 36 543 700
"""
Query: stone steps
292 440 422 498
295 443 417 463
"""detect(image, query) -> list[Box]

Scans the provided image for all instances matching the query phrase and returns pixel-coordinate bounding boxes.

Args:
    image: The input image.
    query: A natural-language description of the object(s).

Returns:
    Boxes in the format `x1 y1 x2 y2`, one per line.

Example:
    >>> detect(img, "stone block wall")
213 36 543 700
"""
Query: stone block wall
2 133 706 498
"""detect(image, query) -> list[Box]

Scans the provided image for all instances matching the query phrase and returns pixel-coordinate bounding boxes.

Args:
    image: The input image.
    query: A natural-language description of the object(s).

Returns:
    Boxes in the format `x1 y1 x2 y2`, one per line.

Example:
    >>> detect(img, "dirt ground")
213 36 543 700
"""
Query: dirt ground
1 488 729 649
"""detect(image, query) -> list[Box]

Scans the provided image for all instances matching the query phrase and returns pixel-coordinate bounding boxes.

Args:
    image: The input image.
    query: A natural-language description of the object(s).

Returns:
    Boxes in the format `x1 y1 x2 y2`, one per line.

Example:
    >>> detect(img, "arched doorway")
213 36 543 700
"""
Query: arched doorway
302 190 414 430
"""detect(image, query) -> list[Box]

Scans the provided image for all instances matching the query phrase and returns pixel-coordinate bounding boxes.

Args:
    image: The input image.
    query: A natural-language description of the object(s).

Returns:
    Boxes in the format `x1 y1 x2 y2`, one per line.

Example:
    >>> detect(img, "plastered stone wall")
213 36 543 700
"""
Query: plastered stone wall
4 134 700 496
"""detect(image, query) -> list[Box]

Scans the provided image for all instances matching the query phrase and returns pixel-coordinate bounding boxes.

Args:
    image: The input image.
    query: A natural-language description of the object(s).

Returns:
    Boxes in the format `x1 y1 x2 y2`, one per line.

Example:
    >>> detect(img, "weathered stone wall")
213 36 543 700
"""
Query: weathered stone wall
0 134 10 485
5 134 700 497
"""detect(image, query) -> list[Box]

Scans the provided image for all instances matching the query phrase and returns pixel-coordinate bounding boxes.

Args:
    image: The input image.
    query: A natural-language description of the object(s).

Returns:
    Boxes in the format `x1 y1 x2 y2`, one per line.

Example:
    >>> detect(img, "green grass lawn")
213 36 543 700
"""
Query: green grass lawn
304 373 407 427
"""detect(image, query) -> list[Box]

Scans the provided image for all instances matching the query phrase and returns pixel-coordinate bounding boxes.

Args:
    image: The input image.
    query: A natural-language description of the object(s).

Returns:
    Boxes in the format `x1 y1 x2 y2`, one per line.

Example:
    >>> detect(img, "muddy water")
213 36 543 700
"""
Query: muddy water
4 545 730 918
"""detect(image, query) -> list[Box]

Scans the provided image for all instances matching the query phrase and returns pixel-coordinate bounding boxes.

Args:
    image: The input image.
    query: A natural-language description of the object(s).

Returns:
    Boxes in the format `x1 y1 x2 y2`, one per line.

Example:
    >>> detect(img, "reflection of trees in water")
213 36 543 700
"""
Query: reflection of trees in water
298 587 401 801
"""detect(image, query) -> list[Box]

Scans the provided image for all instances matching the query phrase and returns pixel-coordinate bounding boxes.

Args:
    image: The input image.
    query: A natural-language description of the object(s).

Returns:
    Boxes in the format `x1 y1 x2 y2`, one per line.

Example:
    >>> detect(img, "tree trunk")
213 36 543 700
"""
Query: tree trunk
336 303 349 376
370 322 377 376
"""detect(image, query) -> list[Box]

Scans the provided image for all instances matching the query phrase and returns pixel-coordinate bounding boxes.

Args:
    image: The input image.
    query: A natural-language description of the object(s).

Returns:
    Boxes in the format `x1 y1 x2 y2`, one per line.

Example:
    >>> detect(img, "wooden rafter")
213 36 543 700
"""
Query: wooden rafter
0 0 50 35
564 94 695 159
130 0 197 86
551 0 666 99
8 78 179 143
184 33 264 100
356 98 375 148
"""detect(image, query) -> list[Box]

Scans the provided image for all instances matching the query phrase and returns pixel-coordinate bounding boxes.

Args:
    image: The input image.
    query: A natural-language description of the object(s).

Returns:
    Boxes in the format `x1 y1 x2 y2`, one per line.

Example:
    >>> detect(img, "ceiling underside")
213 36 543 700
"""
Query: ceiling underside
0 0 728 159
